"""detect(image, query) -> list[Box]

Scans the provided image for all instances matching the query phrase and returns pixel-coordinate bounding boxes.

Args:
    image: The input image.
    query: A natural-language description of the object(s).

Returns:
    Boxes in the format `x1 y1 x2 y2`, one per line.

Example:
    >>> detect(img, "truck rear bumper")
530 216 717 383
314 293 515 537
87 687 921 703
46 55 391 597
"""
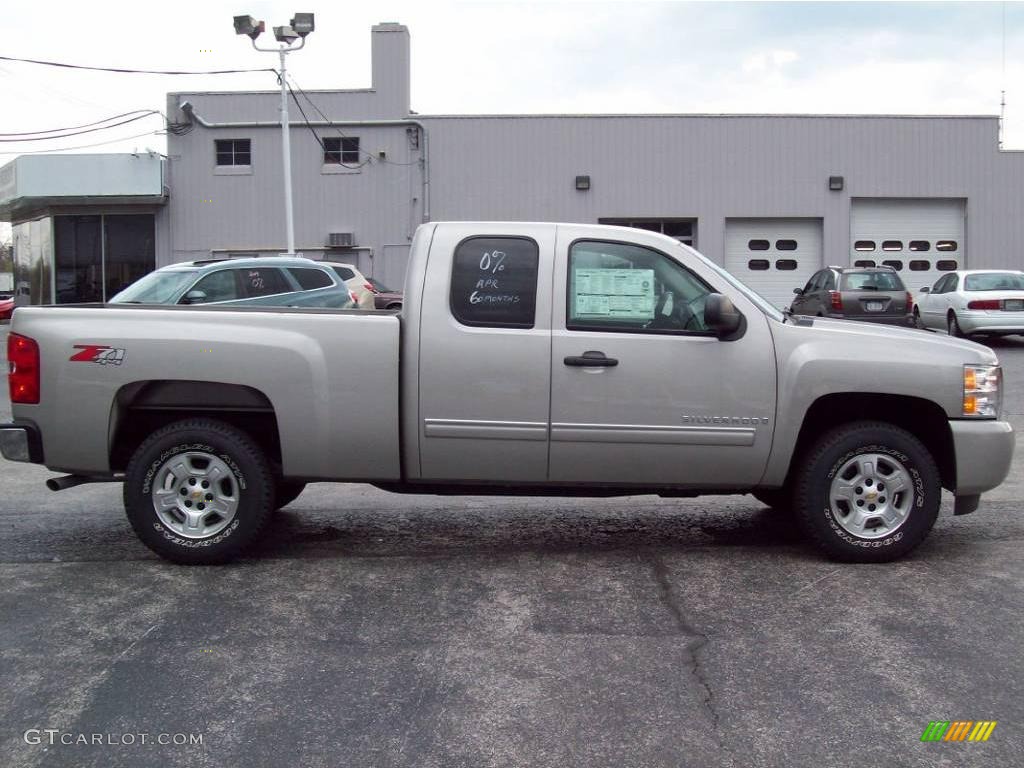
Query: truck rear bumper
0 423 44 464
950 419 1014 496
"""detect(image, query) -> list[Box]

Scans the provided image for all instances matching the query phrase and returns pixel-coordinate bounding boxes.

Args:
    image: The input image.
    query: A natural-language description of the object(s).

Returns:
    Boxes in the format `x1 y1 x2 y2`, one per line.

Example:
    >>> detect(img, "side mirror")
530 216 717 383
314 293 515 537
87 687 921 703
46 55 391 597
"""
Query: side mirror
919 287 930 293
793 287 803 295
704 293 744 340
181 290 207 305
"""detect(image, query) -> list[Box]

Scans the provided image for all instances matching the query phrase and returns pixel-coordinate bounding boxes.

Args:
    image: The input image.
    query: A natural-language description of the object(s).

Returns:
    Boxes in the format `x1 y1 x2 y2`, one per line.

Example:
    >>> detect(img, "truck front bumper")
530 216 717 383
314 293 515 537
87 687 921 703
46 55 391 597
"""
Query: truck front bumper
0 422 44 464
950 419 1014 496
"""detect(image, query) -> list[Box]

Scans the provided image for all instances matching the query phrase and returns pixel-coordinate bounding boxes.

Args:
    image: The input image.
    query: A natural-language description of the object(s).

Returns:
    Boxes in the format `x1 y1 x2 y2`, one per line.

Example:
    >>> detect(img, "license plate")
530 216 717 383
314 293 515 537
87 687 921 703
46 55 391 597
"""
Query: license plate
865 301 884 312
1004 299 1024 311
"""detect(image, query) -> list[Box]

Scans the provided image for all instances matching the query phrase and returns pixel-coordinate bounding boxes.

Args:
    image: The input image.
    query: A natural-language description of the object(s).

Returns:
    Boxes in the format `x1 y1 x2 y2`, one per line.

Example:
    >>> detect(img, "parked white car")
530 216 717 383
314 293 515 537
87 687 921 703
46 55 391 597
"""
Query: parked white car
320 261 376 310
914 269 1024 337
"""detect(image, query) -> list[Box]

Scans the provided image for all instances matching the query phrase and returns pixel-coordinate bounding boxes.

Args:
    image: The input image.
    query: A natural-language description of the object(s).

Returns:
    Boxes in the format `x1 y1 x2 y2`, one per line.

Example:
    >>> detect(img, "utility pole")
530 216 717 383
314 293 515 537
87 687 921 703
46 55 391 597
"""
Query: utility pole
233 13 315 256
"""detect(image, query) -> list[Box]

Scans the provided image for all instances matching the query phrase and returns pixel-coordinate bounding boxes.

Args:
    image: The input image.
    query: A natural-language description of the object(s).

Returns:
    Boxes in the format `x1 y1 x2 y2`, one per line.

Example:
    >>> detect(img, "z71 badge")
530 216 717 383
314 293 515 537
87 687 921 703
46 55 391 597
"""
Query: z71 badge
70 345 126 366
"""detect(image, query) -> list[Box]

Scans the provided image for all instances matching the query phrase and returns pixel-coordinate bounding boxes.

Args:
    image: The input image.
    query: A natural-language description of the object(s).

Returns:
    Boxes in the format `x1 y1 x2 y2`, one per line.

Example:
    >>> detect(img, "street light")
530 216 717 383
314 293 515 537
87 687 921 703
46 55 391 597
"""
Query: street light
233 12 314 256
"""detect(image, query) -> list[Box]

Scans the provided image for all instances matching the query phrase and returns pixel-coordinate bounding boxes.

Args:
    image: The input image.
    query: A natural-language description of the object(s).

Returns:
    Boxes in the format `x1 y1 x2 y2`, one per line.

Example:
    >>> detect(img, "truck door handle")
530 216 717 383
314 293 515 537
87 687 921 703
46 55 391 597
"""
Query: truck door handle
564 351 618 367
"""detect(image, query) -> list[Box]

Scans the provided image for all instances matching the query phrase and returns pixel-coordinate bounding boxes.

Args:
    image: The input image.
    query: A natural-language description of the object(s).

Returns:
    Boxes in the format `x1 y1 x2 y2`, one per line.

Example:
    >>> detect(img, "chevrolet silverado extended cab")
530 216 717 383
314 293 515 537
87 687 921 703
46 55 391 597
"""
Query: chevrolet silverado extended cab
1 223 1015 564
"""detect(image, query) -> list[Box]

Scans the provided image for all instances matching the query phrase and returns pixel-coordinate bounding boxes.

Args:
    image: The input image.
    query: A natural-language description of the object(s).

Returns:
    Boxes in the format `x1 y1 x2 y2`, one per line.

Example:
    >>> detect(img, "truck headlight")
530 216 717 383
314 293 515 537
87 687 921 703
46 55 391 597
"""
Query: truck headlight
963 364 1002 418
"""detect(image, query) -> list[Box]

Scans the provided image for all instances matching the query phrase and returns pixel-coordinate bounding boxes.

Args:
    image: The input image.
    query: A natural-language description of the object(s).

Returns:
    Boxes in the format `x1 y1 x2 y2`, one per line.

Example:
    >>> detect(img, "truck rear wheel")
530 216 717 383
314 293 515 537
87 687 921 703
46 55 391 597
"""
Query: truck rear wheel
123 419 275 564
793 421 940 562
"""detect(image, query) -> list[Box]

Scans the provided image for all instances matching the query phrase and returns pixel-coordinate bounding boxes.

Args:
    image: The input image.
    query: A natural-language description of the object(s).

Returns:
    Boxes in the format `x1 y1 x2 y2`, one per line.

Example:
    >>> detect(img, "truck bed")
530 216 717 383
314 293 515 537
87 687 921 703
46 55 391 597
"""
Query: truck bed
11 304 402 480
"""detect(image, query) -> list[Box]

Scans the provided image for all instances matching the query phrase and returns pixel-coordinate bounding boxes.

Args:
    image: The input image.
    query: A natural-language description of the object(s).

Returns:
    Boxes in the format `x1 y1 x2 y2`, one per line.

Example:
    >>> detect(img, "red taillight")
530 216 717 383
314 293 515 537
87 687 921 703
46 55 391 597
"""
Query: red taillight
364 282 377 294
906 291 914 313
8 332 40 404
829 290 843 311
968 299 1001 310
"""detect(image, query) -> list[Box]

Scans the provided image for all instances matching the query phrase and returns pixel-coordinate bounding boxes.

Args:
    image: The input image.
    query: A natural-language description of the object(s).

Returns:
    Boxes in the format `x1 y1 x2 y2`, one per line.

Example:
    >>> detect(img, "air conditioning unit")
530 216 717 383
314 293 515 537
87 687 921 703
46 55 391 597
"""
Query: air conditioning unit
328 232 355 248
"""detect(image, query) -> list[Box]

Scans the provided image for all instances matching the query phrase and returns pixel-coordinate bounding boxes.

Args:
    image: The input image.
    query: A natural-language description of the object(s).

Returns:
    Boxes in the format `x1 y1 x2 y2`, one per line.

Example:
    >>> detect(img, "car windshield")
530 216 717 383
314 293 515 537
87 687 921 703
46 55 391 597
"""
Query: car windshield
110 270 199 303
841 271 904 291
964 272 1024 291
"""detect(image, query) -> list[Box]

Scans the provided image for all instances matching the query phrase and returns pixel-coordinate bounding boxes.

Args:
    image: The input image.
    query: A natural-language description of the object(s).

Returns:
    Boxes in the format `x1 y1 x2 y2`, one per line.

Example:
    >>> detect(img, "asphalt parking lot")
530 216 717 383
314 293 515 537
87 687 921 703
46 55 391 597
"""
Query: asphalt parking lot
1 323 1023 768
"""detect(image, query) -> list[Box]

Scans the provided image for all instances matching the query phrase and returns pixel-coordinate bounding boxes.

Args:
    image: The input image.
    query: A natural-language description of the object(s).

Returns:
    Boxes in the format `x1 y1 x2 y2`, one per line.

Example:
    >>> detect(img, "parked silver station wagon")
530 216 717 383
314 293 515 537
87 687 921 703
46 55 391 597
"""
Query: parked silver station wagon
110 257 358 309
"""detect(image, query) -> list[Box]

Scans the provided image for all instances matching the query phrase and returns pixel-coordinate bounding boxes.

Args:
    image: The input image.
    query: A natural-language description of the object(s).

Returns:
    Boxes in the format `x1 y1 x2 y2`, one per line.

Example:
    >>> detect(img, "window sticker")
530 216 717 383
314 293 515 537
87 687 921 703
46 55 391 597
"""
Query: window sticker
573 268 655 319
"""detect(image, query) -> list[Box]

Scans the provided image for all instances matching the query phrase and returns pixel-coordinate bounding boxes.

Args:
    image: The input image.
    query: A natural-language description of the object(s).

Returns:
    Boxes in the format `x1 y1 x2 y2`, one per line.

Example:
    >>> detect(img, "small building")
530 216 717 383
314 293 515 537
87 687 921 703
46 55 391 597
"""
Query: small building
0 154 166 304
162 22 1024 307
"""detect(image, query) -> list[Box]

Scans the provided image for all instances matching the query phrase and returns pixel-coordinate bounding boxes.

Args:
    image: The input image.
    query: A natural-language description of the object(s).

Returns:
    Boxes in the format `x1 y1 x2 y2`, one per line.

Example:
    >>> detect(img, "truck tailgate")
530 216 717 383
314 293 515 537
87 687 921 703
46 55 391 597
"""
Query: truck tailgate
10 305 402 480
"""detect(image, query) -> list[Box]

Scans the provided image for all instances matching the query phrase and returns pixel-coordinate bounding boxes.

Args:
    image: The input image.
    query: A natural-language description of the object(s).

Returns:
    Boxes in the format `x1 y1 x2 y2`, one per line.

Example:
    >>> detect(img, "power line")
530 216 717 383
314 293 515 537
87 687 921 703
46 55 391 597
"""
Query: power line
285 81 370 169
287 75 421 167
0 109 157 137
0 129 164 156
0 111 161 142
0 54 277 76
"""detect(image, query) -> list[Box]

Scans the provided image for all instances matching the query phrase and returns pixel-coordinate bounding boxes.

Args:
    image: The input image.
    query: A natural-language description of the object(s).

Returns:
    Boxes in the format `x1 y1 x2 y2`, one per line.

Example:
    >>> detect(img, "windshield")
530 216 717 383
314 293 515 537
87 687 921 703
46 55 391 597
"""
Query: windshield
110 270 199 303
964 272 1024 291
841 271 905 291
678 242 786 322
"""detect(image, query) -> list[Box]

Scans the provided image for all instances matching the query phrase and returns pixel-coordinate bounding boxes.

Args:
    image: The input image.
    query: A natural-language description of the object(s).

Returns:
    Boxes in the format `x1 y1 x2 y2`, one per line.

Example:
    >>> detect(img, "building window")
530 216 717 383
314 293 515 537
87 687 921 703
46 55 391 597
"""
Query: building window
935 240 958 252
882 240 903 251
882 260 904 270
909 260 930 271
854 260 877 268
775 240 798 251
215 139 251 166
748 239 770 251
854 241 876 251
598 219 696 246
909 240 930 251
324 136 360 165
748 259 770 270
936 260 958 271
775 259 798 270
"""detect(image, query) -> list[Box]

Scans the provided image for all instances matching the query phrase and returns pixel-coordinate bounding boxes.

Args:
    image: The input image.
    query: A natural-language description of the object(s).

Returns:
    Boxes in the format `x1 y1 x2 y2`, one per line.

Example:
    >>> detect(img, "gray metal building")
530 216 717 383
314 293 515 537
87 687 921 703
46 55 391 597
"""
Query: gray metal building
5 22 1023 307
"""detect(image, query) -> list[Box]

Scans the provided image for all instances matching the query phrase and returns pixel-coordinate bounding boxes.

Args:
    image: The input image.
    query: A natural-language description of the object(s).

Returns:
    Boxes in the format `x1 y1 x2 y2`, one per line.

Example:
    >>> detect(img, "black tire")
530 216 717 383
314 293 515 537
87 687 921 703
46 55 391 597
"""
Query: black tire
275 480 307 509
912 307 923 329
752 487 791 512
386 302 403 310
123 418 275 564
793 421 941 563
948 312 964 338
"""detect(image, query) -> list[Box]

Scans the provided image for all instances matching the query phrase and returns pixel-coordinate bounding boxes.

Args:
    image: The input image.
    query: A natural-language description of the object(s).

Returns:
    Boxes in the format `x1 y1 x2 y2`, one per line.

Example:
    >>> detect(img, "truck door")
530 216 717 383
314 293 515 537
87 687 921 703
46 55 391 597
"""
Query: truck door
548 226 777 487
416 223 555 482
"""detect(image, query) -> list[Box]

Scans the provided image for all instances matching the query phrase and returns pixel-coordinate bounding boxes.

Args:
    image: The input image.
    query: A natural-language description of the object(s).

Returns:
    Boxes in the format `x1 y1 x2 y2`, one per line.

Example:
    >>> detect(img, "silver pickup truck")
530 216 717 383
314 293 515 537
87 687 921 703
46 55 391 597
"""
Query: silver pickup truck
1 223 1015 564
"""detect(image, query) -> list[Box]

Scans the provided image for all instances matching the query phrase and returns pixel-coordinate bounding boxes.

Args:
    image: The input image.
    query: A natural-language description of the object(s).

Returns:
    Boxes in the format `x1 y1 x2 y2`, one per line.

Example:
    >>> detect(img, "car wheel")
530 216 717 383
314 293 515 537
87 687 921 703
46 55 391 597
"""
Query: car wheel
276 480 307 509
947 312 964 338
793 421 940 562
386 302 402 310
123 418 275 564
752 487 791 512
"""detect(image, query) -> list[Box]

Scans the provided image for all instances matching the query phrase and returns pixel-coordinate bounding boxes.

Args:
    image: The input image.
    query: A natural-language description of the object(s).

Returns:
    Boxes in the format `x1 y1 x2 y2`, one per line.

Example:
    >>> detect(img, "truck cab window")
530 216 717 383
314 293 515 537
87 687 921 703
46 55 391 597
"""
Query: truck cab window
567 240 713 334
450 236 539 328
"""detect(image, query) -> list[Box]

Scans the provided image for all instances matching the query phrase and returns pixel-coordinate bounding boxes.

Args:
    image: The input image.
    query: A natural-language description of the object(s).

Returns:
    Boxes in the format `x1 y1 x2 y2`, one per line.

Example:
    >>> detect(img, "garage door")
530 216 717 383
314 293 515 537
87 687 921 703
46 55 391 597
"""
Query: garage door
725 219 823 309
850 199 965 295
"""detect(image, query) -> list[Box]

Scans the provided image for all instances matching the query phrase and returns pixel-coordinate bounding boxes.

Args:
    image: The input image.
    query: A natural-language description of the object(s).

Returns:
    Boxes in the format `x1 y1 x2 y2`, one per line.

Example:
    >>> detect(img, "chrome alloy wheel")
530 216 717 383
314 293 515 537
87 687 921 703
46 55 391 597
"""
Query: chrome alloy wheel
151 451 239 539
828 453 914 539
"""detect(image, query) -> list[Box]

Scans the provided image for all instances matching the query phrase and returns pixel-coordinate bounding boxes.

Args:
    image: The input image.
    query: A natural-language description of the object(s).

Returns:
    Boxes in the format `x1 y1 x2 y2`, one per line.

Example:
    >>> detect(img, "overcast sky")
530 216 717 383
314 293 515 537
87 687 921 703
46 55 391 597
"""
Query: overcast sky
1 0 1021 239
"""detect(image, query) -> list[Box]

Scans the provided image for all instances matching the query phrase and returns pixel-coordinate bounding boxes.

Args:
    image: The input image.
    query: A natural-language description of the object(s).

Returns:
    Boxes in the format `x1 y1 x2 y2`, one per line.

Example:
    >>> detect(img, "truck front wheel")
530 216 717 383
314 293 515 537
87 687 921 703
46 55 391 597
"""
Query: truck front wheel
793 421 940 562
123 419 275 564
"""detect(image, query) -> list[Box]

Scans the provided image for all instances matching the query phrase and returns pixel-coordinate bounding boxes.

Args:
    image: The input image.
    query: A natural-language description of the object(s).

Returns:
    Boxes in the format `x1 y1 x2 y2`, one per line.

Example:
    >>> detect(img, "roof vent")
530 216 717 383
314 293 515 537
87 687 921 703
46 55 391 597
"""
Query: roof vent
328 232 355 248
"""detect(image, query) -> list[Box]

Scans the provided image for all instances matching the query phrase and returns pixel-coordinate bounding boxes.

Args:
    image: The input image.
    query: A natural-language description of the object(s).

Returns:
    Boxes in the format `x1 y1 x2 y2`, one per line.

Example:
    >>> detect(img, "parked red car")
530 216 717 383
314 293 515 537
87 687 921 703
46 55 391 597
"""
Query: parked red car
0 295 14 322
366 277 403 310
